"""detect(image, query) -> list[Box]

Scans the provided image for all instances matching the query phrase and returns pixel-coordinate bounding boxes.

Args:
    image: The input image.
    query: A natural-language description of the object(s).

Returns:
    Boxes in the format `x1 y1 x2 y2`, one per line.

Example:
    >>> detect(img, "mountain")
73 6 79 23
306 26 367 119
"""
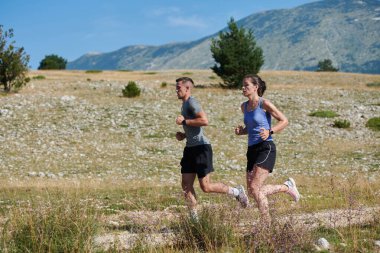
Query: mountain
67 0 380 74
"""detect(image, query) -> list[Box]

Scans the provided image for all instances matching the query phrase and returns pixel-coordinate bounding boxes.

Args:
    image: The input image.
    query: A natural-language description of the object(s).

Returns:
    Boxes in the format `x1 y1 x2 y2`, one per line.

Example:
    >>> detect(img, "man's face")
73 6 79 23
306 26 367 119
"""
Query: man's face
176 81 187 99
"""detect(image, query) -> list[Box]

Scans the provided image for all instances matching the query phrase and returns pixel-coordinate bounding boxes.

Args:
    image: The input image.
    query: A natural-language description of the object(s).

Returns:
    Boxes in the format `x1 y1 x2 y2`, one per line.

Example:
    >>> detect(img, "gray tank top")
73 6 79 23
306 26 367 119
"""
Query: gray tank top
182 96 210 147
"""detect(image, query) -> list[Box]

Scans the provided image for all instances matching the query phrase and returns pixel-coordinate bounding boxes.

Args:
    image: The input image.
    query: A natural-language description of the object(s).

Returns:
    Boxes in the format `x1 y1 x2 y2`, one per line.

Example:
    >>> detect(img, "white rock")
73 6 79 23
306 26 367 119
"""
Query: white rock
375 240 380 247
47 173 57 179
60 95 76 102
27 171 37 177
317 238 330 250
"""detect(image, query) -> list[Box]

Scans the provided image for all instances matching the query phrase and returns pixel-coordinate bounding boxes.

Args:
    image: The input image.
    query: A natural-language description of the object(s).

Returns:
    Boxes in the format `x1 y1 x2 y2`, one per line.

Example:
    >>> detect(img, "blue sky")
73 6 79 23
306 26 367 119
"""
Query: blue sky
2 0 316 69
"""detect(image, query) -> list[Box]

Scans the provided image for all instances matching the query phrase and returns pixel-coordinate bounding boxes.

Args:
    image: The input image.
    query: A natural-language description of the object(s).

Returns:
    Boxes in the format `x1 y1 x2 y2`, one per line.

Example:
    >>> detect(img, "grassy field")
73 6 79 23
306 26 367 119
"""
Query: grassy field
0 69 379 252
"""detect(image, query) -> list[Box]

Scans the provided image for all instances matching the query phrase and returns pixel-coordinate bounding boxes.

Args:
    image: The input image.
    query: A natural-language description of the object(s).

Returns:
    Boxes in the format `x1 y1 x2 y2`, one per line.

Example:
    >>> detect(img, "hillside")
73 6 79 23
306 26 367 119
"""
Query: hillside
68 0 380 73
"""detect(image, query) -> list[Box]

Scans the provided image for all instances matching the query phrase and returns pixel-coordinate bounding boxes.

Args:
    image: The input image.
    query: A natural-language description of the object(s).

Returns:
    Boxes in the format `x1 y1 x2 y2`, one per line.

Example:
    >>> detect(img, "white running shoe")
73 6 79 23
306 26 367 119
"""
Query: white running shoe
189 209 199 222
236 185 249 208
284 178 300 202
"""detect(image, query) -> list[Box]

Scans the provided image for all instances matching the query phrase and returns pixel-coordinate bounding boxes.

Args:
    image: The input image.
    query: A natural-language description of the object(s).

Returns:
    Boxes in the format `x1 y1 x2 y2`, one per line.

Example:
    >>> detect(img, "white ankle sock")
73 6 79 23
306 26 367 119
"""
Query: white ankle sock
228 187 240 197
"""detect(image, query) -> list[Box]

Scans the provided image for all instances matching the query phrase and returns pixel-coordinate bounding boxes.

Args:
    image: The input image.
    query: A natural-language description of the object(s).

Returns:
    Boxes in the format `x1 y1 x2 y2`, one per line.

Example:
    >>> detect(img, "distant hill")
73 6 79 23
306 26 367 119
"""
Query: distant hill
68 0 380 74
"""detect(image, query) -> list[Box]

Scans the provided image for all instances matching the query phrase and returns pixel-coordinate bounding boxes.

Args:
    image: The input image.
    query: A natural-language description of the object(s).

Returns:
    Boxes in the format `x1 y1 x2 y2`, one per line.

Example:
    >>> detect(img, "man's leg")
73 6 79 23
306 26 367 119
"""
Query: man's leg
198 174 229 193
199 174 249 207
182 173 197 209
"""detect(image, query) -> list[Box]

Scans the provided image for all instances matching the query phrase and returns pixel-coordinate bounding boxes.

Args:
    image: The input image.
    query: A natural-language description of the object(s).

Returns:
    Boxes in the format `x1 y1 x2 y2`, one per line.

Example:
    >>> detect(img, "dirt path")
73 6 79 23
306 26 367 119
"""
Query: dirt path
94 205 380 251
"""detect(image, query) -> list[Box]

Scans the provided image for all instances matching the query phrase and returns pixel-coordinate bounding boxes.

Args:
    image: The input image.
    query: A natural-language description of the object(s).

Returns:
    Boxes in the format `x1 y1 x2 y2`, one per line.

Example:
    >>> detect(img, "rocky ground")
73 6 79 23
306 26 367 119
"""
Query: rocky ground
0 70 378 183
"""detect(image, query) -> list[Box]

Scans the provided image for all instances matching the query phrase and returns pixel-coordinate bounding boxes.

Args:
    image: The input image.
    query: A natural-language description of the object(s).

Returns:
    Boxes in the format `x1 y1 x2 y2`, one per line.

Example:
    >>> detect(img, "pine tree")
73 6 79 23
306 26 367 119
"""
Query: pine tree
38 54 67 70
316 59 339 72
210 18 264 89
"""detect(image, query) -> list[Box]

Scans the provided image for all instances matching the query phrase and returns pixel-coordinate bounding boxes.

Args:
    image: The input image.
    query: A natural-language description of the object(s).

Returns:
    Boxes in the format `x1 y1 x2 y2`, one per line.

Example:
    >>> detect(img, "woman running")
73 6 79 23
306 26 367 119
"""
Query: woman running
235 74 300 224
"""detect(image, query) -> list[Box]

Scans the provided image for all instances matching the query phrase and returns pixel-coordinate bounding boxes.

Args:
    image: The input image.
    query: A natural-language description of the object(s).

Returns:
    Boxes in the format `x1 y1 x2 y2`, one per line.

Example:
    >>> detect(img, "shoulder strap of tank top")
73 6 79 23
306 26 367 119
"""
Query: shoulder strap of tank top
258 97 264 109
244 101 248 112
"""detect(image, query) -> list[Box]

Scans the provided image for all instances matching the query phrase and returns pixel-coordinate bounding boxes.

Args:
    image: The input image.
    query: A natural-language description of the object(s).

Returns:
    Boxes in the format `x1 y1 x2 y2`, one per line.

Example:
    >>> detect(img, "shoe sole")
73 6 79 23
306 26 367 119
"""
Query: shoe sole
237 185 249 208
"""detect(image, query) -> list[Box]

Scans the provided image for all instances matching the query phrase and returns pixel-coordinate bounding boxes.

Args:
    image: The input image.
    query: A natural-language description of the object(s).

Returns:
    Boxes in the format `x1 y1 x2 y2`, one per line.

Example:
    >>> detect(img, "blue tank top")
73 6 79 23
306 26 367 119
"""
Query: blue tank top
243 98 273 146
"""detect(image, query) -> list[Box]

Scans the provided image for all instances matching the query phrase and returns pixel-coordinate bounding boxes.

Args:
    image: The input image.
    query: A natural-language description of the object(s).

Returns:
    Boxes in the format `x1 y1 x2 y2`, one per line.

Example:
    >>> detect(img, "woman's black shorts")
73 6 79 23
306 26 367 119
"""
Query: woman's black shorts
246 141 276 173
180 144 214 178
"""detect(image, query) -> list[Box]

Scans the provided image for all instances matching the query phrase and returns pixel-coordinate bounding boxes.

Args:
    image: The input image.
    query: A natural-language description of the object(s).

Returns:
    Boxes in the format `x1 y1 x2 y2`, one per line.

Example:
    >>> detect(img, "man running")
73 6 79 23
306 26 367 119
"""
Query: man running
175 77 248 219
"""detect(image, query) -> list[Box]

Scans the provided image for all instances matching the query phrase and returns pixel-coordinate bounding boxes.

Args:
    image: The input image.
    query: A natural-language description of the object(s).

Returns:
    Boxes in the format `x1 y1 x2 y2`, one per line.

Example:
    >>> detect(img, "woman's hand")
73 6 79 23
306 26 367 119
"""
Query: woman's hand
259 128 270 140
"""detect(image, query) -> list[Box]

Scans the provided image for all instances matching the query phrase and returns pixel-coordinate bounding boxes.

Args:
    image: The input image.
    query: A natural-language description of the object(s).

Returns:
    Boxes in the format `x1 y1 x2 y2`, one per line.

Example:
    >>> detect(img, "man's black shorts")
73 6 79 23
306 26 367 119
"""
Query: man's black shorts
180 144 214 178
246 141 276 173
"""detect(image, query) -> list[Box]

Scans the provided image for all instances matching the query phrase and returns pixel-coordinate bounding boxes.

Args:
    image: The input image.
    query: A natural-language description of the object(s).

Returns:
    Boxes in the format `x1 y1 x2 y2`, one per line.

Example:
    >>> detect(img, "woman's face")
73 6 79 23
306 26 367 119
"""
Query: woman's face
242 78 257 97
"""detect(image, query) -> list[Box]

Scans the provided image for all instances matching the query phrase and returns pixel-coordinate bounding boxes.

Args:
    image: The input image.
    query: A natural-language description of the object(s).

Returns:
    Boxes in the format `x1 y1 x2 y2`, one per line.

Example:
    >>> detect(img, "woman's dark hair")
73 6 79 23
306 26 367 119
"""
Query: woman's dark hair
243 74 266 96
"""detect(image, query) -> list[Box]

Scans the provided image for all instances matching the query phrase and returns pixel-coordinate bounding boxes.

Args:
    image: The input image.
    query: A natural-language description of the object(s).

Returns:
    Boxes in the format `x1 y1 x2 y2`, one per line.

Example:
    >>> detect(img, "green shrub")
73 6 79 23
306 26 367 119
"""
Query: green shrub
122 81 141 97
161 82 167 88
143 72 156 75
333 119 350 128
32 75 46 80
182 72 193 75
85 70 102 73
309 110 338 118
366 117 380 131
366 82 380 87
0 25 30 92
209 76 217 80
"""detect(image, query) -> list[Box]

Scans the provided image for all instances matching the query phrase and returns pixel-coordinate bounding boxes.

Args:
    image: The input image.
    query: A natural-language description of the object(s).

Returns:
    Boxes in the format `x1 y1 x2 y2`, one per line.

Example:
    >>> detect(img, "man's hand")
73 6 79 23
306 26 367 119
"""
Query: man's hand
176 132 186 141
235 125 245 135
176 115 185 125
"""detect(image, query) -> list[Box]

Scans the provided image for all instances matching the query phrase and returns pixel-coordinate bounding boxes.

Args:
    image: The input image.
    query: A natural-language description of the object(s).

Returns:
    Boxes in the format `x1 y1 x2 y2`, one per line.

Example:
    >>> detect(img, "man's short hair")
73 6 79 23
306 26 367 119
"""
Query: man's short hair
176 77 194 86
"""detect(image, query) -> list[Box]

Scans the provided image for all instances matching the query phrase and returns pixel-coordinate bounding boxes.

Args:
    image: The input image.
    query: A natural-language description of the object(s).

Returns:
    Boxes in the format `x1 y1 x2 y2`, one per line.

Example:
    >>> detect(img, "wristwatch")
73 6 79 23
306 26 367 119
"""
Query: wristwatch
269 129 274 135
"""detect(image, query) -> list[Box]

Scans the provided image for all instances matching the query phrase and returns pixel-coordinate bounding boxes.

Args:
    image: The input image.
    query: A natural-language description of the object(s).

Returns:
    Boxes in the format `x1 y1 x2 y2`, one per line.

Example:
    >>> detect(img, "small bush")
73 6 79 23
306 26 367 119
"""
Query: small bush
209 76 217 80
161 82 167 88
333 119 350 128
182 72 193 75
85 70 102 73
143 72 156 75
32 75 46 80
309 110 338 118
122 81 141 98
366 82 380 87
366 117 380 131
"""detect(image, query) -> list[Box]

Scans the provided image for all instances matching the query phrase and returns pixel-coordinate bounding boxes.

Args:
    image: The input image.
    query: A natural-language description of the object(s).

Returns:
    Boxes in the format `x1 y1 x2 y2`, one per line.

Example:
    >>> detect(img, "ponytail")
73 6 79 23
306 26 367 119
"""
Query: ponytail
243 74 267 96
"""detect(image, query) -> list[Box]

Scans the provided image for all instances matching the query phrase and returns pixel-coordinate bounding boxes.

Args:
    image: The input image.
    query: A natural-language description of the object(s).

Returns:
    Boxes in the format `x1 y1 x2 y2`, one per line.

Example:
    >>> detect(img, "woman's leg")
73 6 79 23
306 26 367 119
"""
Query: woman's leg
261 183 288 196
247 166 271 222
